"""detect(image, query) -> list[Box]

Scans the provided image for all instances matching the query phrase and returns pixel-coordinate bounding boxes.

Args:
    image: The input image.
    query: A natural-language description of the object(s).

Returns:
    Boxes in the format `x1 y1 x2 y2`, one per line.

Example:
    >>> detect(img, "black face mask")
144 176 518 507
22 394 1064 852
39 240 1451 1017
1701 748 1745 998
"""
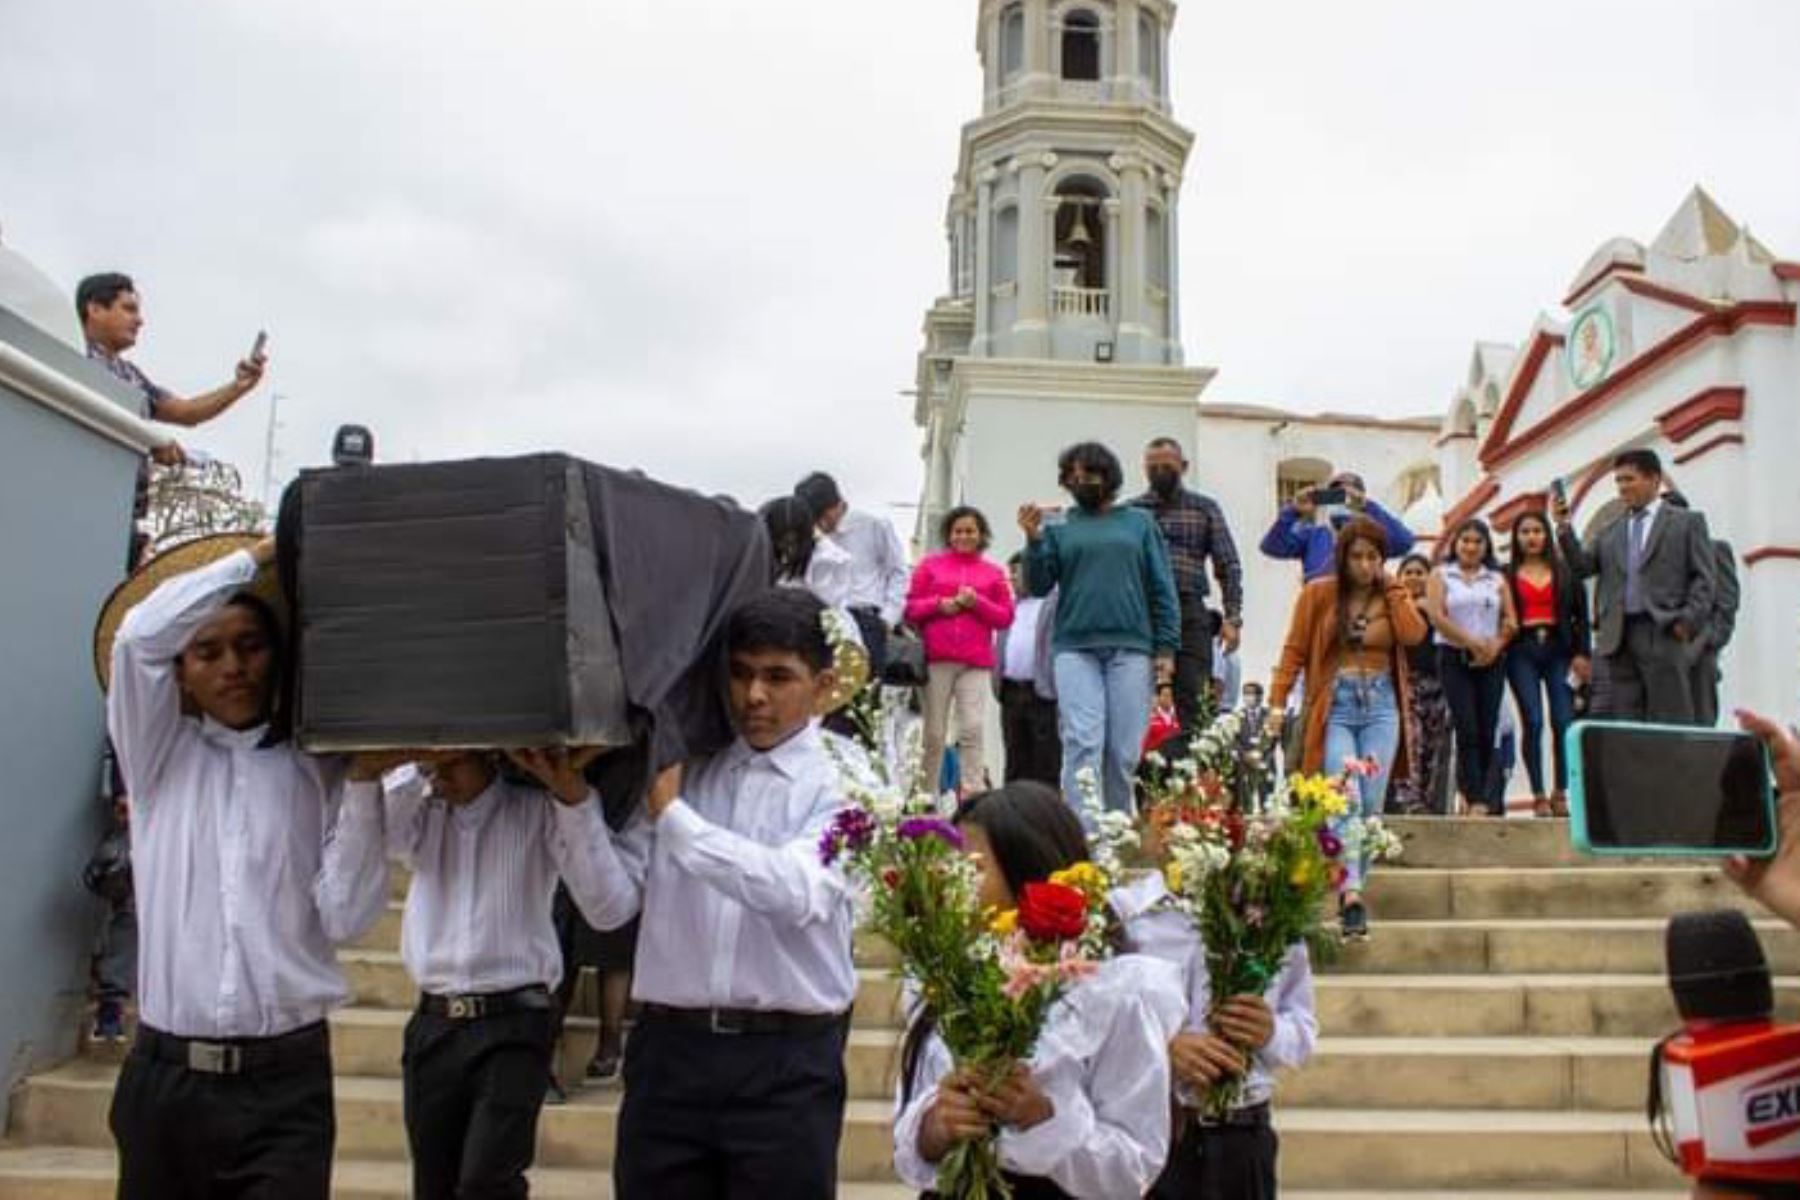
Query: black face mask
1148 467 1182 497
1071 482 1107 511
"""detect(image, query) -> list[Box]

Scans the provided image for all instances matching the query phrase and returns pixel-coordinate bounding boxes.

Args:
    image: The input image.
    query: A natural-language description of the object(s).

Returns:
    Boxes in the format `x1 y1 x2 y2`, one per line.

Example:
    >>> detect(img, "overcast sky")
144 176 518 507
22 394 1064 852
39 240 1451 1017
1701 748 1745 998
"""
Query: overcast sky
4 0 1798 529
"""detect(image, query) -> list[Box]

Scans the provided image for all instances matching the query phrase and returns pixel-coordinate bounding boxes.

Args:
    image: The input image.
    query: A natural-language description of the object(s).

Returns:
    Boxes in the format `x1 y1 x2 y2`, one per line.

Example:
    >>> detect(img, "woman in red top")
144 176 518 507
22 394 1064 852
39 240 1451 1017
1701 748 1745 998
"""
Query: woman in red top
905 507 1016 794
1504 510 1592 817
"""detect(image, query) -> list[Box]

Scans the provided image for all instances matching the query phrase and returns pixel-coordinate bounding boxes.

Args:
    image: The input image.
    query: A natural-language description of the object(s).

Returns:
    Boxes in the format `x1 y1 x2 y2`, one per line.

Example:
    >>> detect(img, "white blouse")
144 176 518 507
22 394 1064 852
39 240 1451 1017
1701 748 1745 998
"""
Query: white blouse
892 954 1187 1198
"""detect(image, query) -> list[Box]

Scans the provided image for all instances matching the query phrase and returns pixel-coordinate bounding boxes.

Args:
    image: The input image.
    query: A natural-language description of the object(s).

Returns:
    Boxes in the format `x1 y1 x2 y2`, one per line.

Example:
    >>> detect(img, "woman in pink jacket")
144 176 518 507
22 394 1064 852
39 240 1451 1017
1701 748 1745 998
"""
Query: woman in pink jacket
905 506 1015 794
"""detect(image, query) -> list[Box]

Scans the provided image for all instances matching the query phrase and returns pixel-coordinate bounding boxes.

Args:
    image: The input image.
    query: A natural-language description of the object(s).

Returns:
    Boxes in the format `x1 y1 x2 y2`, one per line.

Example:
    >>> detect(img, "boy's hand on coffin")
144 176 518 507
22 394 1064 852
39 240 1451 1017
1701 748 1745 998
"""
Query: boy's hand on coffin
505 748 591 806
346 750 419 782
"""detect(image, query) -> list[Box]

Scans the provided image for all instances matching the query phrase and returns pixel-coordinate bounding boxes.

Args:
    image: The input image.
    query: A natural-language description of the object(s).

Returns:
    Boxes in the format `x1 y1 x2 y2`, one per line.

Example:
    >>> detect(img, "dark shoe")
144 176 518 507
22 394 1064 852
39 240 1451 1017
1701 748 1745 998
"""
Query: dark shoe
545 1074 568 1106
1551 791 1570 818
1532 796 1553 819
1340 901 1370 941
92 1000 125 1043
585 1040 622 1083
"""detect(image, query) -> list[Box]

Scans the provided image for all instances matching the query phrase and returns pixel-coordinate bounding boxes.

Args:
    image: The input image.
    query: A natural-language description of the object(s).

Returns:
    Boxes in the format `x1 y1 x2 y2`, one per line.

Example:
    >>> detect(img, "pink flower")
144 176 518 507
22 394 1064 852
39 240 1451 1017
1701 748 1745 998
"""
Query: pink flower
1341 755 1381 779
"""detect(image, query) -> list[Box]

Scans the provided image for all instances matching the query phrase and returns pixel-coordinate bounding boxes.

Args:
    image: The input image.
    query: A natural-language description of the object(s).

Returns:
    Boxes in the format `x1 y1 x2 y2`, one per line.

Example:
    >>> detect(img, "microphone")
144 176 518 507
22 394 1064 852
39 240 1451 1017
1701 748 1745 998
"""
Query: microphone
1653 910 1800 1186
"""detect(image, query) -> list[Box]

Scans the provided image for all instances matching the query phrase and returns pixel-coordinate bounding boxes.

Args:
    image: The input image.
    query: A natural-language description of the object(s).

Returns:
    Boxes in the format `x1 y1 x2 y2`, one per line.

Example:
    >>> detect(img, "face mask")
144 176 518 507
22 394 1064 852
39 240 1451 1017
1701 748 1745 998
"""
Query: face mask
1148 468 1182 497
1071 482 1107 511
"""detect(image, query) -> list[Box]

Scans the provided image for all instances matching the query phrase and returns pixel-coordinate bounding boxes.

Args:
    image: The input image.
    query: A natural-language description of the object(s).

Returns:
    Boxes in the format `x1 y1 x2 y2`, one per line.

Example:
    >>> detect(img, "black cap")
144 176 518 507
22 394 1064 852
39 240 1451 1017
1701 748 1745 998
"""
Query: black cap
332 424 374 467
1665 910 1773 1024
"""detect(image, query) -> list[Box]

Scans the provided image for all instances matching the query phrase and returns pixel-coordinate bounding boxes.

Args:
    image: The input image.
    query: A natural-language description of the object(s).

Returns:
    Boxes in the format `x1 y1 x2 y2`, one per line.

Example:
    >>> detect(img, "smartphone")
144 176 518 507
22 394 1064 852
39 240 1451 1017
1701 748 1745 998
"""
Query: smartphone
1311 486 1348 507
1549 477 1568 511
1036 501 1069 530
249 330 269 360
1567 721 1777 857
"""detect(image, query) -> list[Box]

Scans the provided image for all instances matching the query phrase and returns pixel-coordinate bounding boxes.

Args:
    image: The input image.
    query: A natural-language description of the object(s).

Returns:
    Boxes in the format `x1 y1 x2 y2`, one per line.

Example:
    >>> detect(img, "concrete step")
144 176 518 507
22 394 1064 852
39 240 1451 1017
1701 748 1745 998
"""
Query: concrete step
0 1145 1686 1200
1329 917 1800 975
1315 973 1800 1037
1379 817 1698 870
6 1062 1684 1189
0 1144 916 1199
1281 1037 1651 1111
1364 865 1748 920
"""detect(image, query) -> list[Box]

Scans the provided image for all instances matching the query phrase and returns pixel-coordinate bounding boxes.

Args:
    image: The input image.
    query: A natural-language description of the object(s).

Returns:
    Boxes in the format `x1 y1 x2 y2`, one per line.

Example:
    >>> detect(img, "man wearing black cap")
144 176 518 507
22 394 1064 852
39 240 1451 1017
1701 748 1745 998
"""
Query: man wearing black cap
794 471 908 674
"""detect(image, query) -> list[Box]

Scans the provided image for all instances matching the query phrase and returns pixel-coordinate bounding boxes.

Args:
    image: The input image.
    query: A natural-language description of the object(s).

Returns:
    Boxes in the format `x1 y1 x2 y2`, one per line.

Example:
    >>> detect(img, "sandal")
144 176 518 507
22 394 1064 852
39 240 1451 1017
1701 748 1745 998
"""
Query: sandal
1532 796 1553 819
1551 791 1569 818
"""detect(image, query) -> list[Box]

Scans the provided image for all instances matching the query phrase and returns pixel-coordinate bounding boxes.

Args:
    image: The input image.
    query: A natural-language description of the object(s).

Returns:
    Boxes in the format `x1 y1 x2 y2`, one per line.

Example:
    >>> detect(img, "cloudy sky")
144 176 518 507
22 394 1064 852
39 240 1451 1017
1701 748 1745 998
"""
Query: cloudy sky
4 0 1798 529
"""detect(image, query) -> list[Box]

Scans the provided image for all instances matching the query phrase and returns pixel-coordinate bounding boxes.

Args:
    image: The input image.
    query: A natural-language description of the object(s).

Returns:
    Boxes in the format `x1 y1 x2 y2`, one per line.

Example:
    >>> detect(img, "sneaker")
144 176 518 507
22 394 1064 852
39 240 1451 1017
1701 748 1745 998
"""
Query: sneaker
92 1000 125 1044
1340 901 1370 941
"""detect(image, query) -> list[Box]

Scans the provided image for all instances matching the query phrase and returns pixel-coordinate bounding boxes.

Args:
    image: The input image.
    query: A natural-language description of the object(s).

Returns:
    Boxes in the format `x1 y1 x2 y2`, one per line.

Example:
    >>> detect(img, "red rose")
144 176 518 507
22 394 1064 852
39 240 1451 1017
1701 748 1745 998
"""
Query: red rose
1017 881 1090 942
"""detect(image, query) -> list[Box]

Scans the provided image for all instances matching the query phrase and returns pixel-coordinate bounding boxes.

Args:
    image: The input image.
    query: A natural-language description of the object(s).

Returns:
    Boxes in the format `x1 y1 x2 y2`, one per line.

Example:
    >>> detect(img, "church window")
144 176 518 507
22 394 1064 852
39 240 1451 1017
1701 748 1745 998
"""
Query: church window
993 205 1019 286
1061 9 1102 82
1137 12 1162 92
1000 5 1026 80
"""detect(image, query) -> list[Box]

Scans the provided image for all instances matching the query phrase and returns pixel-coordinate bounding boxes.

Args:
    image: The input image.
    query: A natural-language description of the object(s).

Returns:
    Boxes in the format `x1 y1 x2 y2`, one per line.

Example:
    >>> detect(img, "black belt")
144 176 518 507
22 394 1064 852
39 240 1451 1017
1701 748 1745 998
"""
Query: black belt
418 985 551 1021
134 1021 329 1077
1186 1100 1272 1130
1524 625 1556 644
639 1003 849 1036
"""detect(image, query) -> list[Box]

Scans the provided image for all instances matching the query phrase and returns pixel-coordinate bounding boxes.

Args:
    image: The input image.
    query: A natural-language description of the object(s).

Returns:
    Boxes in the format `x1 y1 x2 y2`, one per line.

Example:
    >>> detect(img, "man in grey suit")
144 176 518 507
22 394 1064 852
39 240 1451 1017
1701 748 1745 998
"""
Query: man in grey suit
1554 449 1717 724
1664 491 1739 726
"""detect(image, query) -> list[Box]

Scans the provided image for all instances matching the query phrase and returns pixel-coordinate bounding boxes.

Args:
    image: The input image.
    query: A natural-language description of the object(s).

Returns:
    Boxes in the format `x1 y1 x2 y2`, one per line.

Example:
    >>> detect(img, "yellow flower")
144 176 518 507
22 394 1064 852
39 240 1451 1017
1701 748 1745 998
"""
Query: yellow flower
1163 860 1184 894
1290 860 1314 888
990 909 1018 936
1049 862 1106 897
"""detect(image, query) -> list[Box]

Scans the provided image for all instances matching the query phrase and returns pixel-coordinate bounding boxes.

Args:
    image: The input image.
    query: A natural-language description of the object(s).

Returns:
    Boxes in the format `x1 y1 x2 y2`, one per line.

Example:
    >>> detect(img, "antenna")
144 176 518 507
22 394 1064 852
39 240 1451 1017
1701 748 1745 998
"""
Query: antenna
261 391 284 511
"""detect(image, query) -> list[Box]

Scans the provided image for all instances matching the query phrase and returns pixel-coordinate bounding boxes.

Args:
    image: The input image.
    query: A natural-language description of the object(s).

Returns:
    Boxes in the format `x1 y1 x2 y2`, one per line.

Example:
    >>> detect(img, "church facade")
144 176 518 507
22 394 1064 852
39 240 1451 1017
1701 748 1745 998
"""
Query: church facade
1435 187 1800 721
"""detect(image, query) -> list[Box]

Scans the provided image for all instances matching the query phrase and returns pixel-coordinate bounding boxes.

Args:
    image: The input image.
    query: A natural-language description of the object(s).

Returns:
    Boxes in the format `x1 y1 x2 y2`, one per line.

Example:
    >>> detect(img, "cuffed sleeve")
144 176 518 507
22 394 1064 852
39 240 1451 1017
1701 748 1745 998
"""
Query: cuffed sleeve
1257 944 1318 1074
314 778 390 945
657 799 849 927
380 764 432 867
1024 529 1060 598
547 790 648 932
1259 507 1306 561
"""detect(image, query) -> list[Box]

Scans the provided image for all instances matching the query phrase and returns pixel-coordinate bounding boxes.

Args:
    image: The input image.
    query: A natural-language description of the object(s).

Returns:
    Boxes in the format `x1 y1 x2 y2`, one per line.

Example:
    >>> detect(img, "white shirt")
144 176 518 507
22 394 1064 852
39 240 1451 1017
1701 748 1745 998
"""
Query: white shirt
1003 596 1046 682
1112 872 1318 1107
891 955 1187 1198
106 550 389 1039
368 764 633 996
822 508 909 627
1436 564 1507 644
591 723 858 1013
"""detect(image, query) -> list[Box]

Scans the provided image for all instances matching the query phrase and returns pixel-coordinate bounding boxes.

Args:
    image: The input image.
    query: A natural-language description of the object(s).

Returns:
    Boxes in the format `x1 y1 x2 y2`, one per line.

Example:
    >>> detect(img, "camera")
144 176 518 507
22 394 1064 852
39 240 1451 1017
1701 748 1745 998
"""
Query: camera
1650 910 1800 1187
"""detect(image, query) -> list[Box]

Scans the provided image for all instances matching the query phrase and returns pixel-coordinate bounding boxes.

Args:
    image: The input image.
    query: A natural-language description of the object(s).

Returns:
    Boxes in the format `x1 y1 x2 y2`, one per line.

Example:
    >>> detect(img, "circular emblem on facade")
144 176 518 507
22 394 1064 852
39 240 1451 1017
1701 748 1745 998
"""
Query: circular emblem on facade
1567 306 1616 391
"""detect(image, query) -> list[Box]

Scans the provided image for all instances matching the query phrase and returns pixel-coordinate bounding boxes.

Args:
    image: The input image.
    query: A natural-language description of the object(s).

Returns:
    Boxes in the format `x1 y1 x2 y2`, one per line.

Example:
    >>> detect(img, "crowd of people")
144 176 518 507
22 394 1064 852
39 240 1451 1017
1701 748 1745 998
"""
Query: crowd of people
73 265 1779 1200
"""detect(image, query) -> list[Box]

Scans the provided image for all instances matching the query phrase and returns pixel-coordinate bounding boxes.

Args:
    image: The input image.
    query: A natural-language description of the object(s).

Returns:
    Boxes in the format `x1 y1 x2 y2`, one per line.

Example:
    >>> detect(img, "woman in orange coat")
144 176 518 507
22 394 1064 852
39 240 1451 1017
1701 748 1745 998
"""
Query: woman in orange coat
1268 518 1428 939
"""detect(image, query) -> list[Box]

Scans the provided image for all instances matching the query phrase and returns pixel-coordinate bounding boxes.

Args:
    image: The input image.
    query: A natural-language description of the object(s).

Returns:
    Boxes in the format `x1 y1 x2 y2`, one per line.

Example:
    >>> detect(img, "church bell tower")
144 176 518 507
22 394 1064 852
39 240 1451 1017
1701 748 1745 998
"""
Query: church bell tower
911 0 1215 550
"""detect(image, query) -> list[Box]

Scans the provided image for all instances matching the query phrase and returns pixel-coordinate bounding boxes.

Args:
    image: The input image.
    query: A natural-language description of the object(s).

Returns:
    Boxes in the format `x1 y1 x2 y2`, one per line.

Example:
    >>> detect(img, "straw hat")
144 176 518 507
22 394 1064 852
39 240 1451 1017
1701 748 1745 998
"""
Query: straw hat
92 534 282 690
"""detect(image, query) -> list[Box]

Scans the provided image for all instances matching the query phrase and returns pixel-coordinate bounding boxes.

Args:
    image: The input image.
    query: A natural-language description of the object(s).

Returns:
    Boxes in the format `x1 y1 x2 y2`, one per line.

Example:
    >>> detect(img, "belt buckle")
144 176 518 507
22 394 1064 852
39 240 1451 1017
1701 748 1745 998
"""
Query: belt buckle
187 1041 242 1075
446 996 480 1021
709 1009 745 1036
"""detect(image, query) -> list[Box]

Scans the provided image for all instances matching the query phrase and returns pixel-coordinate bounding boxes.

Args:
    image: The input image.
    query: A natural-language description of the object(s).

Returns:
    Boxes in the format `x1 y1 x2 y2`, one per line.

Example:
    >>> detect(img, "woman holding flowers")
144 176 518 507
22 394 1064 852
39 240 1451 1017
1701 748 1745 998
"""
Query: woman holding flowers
1268 517 1428 938
906 505 1016 795
890 783 1186 1198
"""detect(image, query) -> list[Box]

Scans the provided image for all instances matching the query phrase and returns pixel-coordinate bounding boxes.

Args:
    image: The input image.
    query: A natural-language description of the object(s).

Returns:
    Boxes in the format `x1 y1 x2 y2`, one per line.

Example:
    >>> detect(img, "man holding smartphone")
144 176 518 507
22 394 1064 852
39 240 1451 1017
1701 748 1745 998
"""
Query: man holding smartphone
1259 471 1416 582
1554 449 1715 724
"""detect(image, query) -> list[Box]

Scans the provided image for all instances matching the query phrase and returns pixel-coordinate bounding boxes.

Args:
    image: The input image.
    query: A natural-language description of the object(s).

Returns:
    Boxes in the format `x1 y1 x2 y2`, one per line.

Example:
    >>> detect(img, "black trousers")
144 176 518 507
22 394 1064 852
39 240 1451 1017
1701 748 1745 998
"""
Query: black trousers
613 1014 848 1200
403 1007 553 1200
110 1024 335 1200
1000 680 1062 786
1439 648 1507 812
1593 616 1698 724
1150 1119 1280 1200
1692 646 1722 728
1173 599 1218 733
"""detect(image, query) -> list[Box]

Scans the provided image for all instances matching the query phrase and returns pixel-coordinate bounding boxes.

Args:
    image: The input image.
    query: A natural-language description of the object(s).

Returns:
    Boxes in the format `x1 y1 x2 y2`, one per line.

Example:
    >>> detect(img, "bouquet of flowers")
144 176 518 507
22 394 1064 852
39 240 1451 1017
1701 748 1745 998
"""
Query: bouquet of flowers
819 774 1121 1199
1145 732 1402 1118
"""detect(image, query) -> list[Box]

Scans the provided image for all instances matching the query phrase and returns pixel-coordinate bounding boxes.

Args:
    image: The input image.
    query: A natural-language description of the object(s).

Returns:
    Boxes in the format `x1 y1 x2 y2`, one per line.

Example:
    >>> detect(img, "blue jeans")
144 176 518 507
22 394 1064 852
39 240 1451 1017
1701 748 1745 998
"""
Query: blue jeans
1505 634 1575 796
1323 672 1401 893
1054 650 1154 817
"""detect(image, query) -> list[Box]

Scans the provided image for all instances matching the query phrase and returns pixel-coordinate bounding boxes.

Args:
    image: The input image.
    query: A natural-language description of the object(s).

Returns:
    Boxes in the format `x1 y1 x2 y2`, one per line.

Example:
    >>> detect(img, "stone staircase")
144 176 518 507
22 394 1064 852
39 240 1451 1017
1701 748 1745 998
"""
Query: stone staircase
2 816 1794 1197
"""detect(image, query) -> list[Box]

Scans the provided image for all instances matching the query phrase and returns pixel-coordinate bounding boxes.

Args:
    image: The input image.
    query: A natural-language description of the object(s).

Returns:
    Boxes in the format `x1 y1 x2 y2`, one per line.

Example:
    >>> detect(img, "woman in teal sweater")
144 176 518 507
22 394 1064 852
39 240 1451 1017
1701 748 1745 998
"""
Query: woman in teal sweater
1019 441 1180 816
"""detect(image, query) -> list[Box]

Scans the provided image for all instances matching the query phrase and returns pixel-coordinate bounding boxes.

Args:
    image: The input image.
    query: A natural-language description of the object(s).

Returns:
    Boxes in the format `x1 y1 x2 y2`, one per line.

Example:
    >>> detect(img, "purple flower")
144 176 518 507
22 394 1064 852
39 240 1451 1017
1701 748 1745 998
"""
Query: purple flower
896 817 965 849
1317 829 1344 859
819 806 878 865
